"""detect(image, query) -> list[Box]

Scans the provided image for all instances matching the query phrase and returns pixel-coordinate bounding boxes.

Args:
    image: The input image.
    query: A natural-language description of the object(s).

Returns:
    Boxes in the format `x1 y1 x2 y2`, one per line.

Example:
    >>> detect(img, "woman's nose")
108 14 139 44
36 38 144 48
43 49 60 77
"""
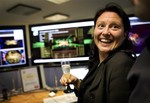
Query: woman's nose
102 27 110 36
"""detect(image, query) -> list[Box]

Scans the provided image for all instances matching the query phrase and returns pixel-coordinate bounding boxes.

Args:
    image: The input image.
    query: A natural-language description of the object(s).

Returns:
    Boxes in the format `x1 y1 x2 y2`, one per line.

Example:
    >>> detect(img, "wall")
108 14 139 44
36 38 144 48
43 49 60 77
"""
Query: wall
0 64 88 99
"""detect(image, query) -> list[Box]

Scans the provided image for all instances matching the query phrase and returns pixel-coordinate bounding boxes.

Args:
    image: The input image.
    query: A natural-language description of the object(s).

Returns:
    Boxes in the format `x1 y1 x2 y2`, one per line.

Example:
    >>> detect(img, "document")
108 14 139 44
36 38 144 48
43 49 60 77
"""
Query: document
20 67 40 92
43 93 77 103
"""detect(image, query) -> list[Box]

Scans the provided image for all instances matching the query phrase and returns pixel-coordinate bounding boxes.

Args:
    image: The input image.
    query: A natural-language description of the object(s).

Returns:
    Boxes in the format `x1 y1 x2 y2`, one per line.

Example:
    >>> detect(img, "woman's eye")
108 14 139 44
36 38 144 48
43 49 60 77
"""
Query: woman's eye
98 24 104 28
112 25 119 30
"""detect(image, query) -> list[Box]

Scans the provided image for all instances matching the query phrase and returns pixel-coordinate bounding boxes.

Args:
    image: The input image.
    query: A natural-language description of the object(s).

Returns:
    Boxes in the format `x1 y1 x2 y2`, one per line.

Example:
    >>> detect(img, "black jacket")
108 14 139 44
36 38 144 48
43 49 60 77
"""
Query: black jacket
127 37 150 103
75 50 135 103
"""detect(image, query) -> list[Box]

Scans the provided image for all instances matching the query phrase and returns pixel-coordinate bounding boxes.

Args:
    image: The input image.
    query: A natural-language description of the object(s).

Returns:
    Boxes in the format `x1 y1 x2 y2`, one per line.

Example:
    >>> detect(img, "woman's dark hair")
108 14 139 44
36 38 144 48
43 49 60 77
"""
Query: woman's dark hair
88 2 133 69
94 3 131 33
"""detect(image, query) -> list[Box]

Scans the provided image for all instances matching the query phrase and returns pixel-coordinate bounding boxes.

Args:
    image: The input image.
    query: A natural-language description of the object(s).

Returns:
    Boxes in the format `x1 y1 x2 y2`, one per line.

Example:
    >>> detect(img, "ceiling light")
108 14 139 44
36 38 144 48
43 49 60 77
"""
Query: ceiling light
6 4 41 16
46 0 71 4
44 13 69 21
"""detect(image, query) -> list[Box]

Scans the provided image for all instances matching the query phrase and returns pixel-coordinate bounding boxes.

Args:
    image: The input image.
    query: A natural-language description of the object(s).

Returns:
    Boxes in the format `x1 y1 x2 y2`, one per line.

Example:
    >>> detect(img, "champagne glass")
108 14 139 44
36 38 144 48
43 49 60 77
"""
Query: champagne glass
61 60 74 93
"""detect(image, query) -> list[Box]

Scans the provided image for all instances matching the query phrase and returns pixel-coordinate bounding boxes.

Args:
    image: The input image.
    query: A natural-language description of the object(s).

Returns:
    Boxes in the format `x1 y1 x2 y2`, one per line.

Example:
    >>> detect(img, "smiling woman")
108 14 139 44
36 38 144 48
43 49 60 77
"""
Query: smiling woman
60 2 136 103
93 11 126 62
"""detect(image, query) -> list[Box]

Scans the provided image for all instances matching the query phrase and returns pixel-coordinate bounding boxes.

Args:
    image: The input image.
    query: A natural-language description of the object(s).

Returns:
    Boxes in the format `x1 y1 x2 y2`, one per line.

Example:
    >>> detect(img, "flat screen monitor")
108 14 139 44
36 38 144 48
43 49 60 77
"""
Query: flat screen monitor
129 17 150 56
29 20 94 65
0 26 28 71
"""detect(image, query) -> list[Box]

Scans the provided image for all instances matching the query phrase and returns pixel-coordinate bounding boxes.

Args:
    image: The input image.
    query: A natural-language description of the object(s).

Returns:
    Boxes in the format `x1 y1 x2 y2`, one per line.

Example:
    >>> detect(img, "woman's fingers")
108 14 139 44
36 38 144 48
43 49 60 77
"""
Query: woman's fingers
60 74 78 85
60 74 70 85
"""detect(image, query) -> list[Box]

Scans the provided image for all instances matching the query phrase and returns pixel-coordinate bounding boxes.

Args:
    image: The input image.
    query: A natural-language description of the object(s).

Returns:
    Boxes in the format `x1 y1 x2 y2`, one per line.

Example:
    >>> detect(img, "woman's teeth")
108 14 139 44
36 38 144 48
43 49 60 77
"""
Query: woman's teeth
100 38 112 43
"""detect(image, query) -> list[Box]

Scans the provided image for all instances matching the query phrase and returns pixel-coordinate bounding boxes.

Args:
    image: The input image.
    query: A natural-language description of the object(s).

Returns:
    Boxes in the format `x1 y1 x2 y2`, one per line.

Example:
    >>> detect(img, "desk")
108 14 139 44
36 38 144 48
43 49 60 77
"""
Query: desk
4 90 65 103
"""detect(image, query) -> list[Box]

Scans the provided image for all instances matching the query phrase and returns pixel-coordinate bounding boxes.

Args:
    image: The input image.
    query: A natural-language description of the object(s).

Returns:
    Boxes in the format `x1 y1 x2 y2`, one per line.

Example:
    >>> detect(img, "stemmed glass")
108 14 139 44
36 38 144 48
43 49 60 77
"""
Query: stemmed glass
61 60 74 93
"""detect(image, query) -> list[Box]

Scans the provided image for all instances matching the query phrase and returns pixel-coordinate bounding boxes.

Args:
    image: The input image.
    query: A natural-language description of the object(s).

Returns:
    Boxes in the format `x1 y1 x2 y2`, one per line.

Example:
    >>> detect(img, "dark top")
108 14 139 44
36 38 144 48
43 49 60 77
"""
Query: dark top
75 50 135 103
127 37 150 103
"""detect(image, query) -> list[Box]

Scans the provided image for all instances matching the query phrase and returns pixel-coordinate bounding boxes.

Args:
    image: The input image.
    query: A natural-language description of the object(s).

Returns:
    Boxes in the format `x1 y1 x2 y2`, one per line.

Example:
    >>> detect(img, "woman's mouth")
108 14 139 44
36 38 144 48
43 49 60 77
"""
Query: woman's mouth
99 38 113 43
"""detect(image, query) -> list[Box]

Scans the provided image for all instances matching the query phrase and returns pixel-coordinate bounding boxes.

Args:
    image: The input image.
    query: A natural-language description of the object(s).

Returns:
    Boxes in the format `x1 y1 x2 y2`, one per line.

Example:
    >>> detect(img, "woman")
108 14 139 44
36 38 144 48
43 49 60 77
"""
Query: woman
60 3 135 103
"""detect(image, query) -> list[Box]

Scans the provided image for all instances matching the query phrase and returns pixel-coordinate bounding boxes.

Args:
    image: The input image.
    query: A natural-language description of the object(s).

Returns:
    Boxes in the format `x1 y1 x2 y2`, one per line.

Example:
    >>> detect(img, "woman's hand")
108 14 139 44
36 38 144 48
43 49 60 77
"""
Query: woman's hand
60 73 81 90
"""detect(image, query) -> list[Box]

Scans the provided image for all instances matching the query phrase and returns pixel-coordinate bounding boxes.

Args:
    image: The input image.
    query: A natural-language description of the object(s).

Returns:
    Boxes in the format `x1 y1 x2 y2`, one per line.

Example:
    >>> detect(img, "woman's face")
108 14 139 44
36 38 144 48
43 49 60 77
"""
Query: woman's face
93 11 126 54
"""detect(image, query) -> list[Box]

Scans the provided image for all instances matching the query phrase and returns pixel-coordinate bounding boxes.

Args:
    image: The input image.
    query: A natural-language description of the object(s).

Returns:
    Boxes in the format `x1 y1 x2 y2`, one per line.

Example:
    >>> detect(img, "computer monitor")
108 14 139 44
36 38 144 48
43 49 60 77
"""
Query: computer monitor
29 19 94 66
0 26 28 71
129 16 150 56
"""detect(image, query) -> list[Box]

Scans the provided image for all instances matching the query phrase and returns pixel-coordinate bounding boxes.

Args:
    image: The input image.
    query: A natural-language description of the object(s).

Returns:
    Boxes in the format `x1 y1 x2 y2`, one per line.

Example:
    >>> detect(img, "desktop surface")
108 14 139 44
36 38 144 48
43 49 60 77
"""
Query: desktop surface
3 89 76 103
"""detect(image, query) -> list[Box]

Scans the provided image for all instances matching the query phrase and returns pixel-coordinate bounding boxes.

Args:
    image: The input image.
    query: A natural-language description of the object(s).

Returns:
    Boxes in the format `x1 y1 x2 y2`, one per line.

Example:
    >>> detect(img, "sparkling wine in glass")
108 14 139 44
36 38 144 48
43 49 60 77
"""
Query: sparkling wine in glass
61 60 73 93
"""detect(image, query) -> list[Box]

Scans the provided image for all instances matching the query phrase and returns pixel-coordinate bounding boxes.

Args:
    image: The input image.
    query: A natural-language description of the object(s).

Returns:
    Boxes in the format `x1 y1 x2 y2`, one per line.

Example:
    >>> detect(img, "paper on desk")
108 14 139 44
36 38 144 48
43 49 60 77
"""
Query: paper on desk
43 93 77 103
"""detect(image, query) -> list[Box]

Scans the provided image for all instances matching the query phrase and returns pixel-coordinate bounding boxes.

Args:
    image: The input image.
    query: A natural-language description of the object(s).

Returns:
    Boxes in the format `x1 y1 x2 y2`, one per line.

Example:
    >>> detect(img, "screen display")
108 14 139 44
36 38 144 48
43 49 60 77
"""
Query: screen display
0 26 28 69
129 17 150 55
29 20 94 64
